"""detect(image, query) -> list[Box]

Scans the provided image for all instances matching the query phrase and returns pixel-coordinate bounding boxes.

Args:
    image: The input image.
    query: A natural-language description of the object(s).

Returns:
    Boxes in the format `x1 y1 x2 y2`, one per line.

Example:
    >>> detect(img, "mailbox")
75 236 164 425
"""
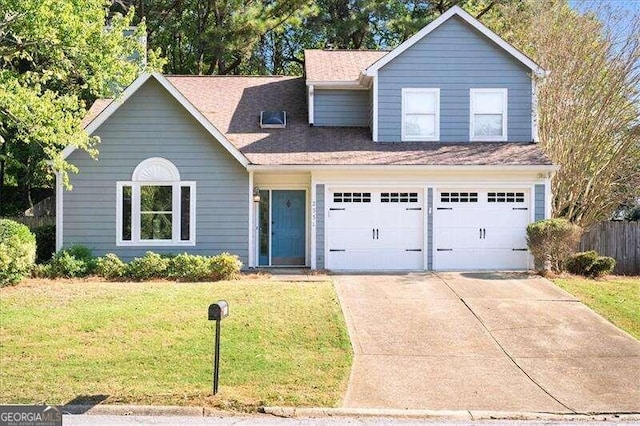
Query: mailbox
207 300 229 395
208 301 229 321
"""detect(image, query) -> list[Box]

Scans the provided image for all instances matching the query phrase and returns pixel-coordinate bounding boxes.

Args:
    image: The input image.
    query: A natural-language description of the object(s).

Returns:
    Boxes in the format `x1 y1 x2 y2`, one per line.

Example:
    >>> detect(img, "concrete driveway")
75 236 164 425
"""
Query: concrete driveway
333 272 640 414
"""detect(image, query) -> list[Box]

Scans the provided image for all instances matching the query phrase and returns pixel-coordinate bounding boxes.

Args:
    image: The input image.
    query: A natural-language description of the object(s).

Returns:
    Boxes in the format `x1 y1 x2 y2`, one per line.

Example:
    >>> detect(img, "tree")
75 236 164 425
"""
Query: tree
492 0 640 227
0 0 159 214
112 0 506 75
112 0 316 75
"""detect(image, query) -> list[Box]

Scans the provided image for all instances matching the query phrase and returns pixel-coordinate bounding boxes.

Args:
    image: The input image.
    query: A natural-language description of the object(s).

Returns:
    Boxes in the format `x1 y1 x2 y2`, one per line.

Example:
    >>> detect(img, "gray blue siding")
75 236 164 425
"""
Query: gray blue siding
64 78 249 262
377 16 532 142
314 90 369 127
316 184 325 269
534 184 545 221
427 188 433 270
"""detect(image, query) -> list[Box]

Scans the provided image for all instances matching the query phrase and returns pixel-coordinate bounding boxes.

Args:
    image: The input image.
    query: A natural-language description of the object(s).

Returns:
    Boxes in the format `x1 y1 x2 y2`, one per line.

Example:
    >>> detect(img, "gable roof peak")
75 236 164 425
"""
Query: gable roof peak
364 5 546 78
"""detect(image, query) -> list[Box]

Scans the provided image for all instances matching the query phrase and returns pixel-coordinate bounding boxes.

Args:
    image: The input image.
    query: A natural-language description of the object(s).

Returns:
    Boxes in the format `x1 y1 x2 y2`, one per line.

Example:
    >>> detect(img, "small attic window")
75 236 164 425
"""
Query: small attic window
260 111 286 128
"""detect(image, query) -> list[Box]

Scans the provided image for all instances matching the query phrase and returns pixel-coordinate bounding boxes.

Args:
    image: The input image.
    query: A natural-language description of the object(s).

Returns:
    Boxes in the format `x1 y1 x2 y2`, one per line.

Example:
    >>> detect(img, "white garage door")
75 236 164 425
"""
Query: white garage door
327 189 424 270
434 190 531 270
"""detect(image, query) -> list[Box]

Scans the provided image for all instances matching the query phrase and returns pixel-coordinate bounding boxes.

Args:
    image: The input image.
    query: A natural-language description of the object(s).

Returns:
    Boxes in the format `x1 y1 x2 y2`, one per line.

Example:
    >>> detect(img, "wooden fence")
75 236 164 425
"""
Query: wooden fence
580 221 640 275
1 216 55 228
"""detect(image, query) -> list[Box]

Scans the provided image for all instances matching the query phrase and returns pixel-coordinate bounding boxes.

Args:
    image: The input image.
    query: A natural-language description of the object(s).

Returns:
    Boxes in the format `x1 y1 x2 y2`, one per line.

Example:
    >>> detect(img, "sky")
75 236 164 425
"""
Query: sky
569 0 639 39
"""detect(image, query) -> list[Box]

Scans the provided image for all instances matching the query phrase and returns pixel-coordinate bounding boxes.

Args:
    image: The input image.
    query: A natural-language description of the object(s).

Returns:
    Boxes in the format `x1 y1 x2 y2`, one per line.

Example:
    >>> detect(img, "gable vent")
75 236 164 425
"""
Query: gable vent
260 111 286 128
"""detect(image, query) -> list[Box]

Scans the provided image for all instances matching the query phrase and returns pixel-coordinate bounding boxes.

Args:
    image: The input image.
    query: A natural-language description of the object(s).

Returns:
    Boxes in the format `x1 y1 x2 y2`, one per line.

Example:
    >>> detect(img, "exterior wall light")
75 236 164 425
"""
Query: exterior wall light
253 186 261 202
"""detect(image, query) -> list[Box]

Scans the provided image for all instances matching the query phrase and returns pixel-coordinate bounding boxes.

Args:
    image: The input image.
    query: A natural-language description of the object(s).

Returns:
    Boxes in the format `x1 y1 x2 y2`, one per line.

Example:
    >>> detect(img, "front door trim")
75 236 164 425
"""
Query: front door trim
255 186 309 267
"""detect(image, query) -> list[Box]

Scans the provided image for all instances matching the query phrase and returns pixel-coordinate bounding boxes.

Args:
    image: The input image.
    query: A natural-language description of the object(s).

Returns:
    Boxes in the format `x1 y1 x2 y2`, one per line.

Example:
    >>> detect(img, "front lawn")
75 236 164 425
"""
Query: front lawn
554 276 640 340
0 279 352 409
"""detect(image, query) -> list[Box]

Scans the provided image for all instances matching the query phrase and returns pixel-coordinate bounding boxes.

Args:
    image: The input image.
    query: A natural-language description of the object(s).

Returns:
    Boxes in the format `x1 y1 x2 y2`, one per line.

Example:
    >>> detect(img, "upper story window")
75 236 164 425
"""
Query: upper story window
470 88 507 141
117 157 196 246
402 88 440 141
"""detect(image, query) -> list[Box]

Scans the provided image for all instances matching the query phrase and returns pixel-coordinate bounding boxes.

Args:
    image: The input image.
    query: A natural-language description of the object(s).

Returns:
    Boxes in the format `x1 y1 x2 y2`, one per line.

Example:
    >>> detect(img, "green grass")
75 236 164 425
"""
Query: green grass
0 278 352 409
554 276 640 340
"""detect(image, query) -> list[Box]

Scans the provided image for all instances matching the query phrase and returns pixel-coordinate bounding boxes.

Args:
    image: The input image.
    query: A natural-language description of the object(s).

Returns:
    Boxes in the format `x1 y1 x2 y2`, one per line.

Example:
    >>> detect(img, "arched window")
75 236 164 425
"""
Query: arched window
117 158 195 245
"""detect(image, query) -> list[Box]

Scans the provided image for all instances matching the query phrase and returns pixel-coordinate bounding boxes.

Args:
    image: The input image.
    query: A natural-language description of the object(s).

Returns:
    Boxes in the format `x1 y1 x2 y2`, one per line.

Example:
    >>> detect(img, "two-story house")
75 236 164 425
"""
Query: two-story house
58 6 555 271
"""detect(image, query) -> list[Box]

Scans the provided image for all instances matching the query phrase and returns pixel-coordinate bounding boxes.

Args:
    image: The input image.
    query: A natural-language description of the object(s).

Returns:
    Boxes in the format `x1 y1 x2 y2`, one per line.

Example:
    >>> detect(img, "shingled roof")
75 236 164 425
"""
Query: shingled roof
83 75 552 167
304 49 387 82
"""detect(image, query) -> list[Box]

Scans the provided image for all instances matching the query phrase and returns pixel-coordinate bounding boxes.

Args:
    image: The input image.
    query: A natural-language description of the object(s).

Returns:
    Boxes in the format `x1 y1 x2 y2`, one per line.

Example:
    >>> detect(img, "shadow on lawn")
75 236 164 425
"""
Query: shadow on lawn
61 394 109 414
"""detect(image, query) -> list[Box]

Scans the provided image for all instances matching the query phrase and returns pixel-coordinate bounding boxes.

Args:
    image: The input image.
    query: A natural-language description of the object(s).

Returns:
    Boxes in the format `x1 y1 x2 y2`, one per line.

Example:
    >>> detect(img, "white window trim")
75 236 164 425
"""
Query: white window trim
116 157 196 246
116 181 196 246
470 88 508 142
401 88 440 142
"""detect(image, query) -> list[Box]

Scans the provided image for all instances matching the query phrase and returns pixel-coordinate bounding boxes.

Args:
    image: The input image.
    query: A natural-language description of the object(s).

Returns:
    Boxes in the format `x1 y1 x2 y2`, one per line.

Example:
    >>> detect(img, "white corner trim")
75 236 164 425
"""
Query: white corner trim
55 171 63 251
248 171 255 267
469 88 508 142
310 175 317 269
531 78 539 142
372 77 379 141
62 72 250 168
364 6 546 77
308 85 314 125
544 177 552 219
401 88 440 142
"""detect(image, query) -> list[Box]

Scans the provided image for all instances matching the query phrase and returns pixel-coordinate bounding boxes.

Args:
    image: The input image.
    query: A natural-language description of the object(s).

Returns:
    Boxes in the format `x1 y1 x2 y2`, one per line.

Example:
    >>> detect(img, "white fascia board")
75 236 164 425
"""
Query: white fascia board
305 80 367 89
364 6 546 78
62 72 250 168
247 164 559 172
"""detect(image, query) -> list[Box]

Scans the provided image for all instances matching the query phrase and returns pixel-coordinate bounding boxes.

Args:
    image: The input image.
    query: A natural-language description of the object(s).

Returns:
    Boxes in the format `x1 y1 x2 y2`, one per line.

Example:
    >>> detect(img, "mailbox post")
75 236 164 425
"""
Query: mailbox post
208 301 229 395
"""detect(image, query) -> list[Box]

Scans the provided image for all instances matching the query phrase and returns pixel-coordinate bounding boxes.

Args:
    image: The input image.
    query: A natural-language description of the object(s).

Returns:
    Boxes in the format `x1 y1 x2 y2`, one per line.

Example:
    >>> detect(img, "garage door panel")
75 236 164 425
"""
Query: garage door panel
435 227 485 249
327 188 424 270
329 249 422 270
434 189 531 271
375 206 422 227
436 248 530 270
327 208 373 228
485 227 529 249
379 227 423 248
436 209 484 228
330 226 379 249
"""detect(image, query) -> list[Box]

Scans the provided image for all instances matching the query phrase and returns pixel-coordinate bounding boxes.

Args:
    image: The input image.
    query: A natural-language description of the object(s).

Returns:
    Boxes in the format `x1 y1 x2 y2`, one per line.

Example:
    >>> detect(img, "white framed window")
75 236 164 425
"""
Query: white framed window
470 88 508 141
117 157 196 246
402 88 440 141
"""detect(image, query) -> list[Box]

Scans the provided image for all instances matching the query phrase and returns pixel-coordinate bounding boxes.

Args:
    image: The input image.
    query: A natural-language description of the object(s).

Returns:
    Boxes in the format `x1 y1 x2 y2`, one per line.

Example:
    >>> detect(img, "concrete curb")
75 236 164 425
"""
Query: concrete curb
58 404 640 421
261 406 640 421
61 404 238 417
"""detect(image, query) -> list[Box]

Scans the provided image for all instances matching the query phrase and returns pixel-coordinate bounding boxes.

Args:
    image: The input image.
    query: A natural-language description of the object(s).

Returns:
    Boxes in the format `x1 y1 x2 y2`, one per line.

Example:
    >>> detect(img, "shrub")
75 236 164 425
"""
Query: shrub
126 251 169 281
168 253 213 281
526 218 582 272
566 251 616 278
47 245 96 278
32 225 56 263
95 253 127 280
0 219 36 286
31 263 52 279
210 252 242 280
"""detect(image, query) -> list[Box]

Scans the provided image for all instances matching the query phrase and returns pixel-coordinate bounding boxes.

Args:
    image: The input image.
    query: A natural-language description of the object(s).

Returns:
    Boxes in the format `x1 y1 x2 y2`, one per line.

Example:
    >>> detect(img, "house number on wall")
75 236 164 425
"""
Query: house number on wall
311 201 316 227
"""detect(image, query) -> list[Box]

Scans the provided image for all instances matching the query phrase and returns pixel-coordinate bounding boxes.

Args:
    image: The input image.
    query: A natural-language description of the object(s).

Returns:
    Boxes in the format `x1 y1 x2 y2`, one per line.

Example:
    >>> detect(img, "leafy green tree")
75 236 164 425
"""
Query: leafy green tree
112 0 316 75
0 0 160 213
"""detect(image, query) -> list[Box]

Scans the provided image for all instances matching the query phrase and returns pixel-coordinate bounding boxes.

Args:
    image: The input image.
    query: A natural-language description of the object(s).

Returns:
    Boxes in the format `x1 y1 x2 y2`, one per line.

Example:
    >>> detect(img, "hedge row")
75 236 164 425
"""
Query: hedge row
33 247 242 282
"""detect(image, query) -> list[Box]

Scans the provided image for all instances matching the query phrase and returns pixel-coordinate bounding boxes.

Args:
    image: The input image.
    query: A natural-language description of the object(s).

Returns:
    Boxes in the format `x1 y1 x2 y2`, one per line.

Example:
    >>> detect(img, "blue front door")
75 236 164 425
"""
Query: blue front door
271 190 306 265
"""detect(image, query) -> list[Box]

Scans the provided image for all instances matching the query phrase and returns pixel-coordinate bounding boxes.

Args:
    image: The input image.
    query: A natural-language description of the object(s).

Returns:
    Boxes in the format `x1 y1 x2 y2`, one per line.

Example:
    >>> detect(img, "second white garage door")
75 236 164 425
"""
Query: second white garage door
434 189 531 270
326 189 424 270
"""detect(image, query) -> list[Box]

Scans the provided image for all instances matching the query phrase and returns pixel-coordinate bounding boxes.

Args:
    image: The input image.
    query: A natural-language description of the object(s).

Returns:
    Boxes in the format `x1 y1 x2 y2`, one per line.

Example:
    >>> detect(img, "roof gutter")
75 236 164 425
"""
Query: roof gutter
305 80 368 90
